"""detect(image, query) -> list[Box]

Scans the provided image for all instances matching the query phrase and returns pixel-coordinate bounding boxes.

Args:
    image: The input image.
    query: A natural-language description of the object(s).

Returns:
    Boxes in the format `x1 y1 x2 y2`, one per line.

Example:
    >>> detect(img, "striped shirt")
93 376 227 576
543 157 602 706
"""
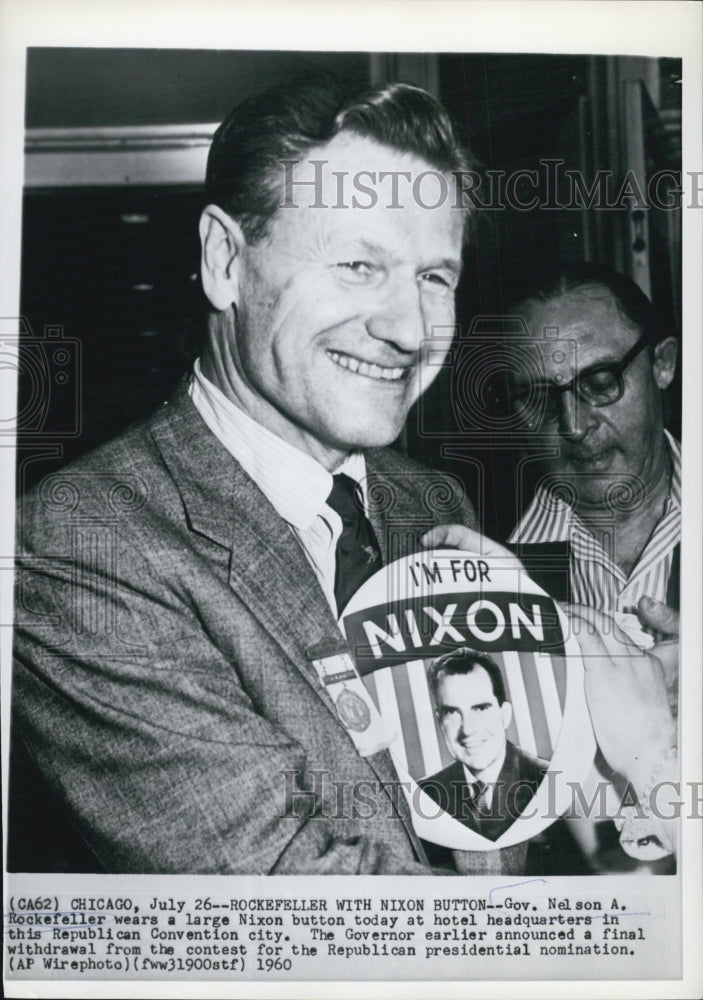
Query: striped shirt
508 432 681 614
510 434 681 862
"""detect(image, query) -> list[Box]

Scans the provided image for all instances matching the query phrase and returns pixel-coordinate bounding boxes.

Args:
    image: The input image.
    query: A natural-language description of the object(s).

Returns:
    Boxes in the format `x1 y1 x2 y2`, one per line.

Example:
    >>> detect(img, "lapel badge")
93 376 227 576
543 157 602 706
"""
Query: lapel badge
335 687 371 732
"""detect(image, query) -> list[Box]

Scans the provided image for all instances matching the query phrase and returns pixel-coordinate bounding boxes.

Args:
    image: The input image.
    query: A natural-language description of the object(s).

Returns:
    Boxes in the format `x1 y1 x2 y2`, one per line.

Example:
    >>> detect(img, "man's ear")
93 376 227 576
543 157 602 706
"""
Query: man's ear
501 700 513 731
652 336 678 390
199 204 246 311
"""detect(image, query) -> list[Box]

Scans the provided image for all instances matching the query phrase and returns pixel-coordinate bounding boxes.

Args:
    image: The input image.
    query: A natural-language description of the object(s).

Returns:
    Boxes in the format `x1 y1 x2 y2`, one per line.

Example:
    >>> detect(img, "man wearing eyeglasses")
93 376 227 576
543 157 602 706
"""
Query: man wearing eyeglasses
505 263 679 622
503 262 680 869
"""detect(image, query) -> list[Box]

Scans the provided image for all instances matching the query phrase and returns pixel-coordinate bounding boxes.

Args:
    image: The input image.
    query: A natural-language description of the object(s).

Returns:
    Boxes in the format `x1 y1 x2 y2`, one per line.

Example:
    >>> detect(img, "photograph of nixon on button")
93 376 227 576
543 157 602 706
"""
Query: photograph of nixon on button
338 546 597 876
421 649 570 865
8 46 682 879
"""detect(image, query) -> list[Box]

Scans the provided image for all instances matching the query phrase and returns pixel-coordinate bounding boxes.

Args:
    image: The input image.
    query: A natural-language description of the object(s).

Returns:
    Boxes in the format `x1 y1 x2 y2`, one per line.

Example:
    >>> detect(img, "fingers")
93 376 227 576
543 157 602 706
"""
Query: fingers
420 524 524 569
421 524 487 550
637 596 679 638
560 608 676 789
565 605 669 703
561 604 639 659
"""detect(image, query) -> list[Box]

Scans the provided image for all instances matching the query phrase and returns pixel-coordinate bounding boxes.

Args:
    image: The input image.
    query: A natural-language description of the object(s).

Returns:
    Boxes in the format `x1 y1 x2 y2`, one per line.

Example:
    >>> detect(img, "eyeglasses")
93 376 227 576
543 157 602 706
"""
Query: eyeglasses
492 332 652 429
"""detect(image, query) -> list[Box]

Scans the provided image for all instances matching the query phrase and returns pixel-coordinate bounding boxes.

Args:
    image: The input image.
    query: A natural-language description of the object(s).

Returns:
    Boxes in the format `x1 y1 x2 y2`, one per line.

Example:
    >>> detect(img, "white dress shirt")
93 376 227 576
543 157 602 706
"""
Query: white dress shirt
188 359 368 616
462 753 504 810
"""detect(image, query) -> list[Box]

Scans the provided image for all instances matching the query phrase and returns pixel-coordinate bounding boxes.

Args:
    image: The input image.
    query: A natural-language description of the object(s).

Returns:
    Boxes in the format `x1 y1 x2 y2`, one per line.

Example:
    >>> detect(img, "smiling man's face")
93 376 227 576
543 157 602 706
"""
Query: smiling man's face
436 666 512 778
207 131 464 469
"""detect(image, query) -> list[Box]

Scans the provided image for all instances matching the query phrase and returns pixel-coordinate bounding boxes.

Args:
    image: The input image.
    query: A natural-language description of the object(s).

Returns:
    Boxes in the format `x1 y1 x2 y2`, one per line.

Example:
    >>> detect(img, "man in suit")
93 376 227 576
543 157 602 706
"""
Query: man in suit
421 649 542 841
10 77 477 874
419 648 590 875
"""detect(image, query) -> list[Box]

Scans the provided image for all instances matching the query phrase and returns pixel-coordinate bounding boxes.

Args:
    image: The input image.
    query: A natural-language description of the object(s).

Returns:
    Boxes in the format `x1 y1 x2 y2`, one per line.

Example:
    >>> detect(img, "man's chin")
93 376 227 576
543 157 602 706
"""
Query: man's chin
328 420 407 453
458 755 489 773
553 467 638 509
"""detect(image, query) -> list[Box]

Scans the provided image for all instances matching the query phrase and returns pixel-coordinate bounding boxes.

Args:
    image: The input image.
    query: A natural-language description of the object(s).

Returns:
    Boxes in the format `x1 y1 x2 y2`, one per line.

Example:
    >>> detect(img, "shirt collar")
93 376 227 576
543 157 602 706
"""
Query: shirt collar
462 746 506 788
512 430 681 544
189 358 367 531
663 429 681 509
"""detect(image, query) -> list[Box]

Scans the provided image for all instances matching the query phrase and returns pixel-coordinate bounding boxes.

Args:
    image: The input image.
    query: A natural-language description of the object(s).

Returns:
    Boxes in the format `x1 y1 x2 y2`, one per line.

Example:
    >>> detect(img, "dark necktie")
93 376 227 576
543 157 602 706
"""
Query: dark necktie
327 473 383 616
470 780 488 815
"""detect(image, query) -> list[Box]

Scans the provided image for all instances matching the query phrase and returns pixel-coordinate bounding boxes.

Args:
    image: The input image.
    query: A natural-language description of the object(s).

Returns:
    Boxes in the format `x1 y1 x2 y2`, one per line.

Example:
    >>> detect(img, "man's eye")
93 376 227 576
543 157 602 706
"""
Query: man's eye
440 707 460 721
336 261 373 279
421 272 452 288
582 368 619 392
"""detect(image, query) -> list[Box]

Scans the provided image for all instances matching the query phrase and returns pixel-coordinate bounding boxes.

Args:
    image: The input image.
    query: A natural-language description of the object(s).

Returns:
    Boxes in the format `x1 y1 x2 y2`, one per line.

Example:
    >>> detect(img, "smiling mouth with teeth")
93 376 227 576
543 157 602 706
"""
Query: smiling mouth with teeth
327 350 409 382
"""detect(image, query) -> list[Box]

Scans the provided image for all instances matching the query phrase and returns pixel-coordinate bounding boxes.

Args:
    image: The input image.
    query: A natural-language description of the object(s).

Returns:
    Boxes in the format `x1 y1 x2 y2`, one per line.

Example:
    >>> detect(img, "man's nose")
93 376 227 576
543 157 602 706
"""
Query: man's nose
557 388 596 440
458 712 478 737
366 276 427 353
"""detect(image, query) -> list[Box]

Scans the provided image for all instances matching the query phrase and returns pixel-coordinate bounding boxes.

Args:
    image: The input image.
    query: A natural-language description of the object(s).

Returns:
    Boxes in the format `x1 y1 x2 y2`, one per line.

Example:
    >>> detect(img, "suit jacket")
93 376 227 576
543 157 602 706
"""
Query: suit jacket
419 744 590 876
420 742 542 842
10 379 477 875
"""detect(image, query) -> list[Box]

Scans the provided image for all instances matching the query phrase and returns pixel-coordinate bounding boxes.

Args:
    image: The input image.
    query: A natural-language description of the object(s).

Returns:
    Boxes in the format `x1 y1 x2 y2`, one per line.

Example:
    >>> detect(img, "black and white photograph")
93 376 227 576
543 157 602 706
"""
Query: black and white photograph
1 1 701 997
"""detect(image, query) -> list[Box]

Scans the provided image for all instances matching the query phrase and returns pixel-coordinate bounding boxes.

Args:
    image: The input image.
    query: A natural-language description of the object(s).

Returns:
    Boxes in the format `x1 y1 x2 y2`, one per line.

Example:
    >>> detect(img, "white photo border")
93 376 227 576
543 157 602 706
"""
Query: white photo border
1 2 701 999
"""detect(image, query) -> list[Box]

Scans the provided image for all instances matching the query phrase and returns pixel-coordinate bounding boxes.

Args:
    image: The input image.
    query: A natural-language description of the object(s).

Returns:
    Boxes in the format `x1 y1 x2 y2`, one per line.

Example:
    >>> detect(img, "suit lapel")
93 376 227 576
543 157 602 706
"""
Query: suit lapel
365 450 434 563
484 748 513 841
149 381 345 698
223 480 417 836
149 384 418 841
442 760 479 833
481 743 526 842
